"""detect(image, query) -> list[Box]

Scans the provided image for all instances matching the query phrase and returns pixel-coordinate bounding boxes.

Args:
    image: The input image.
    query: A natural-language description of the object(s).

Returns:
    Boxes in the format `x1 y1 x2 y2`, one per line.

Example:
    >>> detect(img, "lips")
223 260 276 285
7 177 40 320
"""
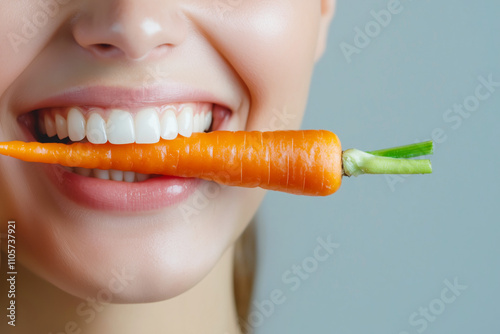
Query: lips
15 86 234 212
45 164 202 211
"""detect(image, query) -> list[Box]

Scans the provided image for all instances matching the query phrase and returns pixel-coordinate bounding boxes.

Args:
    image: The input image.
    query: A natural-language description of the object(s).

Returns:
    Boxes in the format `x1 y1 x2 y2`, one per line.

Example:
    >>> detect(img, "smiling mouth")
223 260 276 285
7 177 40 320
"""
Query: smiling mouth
20 102 230 183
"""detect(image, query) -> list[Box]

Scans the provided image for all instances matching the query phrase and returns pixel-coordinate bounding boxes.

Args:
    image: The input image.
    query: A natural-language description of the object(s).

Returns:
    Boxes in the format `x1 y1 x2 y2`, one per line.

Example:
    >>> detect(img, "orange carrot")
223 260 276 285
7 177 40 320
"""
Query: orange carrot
0 130 343 196
0 130 433 196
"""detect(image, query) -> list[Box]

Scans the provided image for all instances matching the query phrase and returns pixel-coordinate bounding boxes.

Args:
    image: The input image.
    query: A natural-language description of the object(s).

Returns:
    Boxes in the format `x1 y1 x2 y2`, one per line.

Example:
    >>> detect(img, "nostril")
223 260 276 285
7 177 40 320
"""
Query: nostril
89 43 123 57
95 43 114 51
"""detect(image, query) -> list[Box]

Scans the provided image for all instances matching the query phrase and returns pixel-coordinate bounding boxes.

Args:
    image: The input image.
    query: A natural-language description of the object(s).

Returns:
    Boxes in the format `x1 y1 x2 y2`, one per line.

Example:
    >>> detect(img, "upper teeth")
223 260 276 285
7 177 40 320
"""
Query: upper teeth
38 103 213 144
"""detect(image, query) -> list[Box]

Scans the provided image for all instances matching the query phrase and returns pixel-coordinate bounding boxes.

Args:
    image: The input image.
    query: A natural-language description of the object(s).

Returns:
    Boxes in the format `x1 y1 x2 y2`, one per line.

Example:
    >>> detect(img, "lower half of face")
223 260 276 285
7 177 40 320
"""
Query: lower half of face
0 0 324 302
0 158 265 301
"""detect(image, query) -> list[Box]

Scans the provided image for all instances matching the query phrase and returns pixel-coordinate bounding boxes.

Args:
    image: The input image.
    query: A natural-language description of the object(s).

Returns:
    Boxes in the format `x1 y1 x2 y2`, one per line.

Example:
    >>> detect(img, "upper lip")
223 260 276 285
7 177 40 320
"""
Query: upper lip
14 83 235 114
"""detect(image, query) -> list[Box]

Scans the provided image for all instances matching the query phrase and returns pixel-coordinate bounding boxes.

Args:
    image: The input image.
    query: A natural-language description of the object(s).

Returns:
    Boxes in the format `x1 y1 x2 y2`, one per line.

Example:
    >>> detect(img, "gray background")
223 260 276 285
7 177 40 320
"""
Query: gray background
255 1 500 333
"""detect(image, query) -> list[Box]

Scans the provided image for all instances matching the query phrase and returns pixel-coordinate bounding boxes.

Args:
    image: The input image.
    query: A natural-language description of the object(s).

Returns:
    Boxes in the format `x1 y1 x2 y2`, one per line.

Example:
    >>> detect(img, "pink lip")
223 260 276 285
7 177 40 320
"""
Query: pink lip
18 84 234 113
45 164 202 211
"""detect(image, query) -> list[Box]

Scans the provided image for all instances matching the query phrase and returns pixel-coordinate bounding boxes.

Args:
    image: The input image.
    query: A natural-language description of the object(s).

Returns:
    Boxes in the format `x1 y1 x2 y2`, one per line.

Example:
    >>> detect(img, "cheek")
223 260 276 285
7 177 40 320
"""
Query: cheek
194 1 321 129
0 2 73 94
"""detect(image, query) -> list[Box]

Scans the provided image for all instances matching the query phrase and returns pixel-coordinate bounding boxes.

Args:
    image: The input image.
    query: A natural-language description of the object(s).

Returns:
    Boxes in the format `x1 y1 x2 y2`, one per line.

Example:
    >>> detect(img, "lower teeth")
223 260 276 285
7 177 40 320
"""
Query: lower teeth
63 166 150 182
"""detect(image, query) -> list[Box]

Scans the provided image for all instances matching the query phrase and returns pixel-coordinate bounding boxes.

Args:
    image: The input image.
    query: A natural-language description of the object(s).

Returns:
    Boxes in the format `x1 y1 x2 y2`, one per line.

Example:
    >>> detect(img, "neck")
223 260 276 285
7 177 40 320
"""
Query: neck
1 246 242 334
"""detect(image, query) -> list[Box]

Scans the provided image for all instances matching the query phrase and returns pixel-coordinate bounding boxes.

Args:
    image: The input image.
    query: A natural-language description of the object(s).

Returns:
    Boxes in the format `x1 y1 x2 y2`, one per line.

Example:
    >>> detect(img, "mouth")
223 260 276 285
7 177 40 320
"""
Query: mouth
17 97 233 211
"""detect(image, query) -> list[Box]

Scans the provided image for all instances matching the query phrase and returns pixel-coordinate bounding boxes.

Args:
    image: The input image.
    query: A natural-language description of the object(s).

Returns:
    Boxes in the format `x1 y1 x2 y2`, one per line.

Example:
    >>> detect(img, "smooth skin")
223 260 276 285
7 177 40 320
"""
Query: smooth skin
0 1 335 333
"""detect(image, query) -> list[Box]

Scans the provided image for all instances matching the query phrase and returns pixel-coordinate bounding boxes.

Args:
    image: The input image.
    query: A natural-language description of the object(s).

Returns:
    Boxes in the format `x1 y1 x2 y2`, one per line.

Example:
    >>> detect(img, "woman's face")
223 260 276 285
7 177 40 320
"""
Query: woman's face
0 0 332 301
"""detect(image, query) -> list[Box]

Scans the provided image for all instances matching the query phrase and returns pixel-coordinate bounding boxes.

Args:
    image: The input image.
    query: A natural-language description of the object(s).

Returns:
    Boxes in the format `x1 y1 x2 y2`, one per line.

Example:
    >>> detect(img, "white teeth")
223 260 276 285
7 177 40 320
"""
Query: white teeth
40 105 212 143
123 171 136 183
193 113 201 133
55 114 69 139
135 108 161 144
204 112 212 131
177 106 194 137
86 113 108 144
107 110 135 144
44 113 57 137
71 167 151 183
160 108 178 140
68 108 86 141
110 169 124 182
93 169 110 180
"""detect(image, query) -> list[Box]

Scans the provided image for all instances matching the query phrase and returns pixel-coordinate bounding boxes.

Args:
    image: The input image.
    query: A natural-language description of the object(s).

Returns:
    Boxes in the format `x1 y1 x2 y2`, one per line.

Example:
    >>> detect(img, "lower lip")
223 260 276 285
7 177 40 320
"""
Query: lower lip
45 164 202 211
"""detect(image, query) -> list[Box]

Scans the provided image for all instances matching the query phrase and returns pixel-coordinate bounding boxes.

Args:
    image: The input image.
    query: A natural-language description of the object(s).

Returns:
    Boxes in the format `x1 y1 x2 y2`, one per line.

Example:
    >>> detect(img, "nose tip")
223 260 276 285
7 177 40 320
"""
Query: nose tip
72 1 187 60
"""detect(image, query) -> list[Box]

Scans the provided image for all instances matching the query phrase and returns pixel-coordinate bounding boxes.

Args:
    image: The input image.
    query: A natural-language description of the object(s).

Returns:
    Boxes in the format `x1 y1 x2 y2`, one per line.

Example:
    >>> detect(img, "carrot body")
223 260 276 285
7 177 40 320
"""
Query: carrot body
0 130 342 196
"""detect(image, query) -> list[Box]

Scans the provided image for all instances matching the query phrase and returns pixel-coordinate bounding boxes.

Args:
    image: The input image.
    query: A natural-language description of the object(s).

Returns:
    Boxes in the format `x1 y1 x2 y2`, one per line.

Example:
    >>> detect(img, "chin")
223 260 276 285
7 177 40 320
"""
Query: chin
8 177 264 304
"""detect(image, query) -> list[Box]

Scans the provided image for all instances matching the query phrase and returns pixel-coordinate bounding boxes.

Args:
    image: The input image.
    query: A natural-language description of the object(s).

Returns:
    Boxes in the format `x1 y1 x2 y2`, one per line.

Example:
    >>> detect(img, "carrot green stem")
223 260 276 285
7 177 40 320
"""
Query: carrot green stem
367 140 434 158
342 141 433 177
